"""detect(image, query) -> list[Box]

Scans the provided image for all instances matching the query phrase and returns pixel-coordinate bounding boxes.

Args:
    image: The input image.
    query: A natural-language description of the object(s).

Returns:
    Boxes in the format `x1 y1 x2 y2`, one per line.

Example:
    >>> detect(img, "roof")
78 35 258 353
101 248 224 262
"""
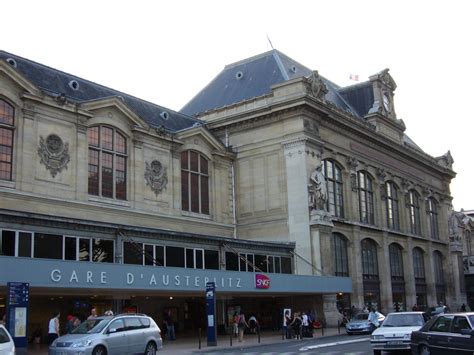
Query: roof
0 51 202 133
180 49 360 117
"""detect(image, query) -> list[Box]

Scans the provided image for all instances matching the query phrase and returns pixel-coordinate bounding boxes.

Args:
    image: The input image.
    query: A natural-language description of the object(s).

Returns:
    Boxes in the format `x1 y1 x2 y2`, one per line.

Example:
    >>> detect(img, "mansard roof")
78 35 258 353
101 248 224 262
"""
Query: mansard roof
181 49 366 117
0 51 202 133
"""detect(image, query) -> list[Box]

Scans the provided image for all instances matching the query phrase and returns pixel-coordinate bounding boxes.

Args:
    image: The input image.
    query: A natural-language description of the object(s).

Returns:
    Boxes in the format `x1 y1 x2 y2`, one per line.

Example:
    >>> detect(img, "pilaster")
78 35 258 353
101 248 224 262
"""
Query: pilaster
380 232 393 313
404 238 417 310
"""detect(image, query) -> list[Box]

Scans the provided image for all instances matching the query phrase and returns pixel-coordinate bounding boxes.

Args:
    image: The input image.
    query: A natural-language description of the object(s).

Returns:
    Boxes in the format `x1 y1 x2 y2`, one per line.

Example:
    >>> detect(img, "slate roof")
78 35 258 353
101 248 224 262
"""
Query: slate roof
181 49 360 117
0 51 202 133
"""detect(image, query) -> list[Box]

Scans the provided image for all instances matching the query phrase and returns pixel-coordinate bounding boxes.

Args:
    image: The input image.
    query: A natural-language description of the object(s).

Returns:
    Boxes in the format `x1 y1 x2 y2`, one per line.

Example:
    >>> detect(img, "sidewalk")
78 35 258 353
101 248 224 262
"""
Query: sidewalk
23 328 343 355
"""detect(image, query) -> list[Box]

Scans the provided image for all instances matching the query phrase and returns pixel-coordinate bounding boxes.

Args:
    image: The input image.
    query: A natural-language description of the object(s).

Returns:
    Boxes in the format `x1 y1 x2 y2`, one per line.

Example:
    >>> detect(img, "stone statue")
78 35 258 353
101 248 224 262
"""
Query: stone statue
448 210 468 242
309 164 328 211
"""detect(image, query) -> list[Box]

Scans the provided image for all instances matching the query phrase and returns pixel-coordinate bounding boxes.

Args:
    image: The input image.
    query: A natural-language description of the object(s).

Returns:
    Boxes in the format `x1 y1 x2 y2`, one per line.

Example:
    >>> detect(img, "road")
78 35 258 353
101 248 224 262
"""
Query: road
194 334 412 354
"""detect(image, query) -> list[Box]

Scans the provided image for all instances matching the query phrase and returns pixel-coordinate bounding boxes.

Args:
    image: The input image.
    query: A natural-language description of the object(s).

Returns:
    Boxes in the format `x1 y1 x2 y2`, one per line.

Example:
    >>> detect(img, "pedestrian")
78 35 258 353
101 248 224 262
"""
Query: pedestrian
460 303 467 312
412 304 418 311
0 314 5 326
248 314 258 334
394 302 400 312
232 311 239 337
66 315 74 334
237 310 249 342
164 309 176 340
283 310 291 339
302 312 310 337
290 312 302 339
47 311 60 344
87 307 97 320
104 310 114 316
72 316 81 328
368 308 381 333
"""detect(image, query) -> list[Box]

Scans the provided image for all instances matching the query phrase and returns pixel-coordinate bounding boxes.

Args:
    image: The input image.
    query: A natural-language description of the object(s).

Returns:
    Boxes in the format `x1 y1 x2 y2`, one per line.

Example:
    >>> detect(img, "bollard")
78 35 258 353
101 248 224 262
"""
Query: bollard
258 327 261 343
230 328 233 347
282 328 285 340
338 320 340 334
321 324 324 336
198 327 201 349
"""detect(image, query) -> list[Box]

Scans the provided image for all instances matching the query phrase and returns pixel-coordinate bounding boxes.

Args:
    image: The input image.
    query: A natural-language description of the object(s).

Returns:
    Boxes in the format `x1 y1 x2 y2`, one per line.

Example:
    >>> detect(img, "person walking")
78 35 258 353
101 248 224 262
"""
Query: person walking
368 308 381 333
164 309 176 340
301 312 310 337
232 311 239 337
283 310 292 339
237 310 249 342
248 314 258 334
87 307 97 320
47 311 60 344
290 312 302 340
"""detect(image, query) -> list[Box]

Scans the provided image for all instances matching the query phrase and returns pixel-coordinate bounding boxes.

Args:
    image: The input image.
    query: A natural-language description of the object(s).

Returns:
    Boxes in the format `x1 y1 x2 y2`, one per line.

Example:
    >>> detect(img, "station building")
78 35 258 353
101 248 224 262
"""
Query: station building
0 49 466 339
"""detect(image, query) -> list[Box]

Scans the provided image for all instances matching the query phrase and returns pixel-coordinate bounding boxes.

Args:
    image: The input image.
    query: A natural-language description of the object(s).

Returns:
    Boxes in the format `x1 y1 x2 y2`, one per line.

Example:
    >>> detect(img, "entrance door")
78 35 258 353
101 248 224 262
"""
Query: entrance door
188 299 206 331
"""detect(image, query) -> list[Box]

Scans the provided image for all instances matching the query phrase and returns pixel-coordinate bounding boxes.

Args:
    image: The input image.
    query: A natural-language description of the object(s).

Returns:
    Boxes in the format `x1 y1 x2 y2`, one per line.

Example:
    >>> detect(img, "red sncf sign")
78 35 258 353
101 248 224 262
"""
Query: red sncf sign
255 273 270 289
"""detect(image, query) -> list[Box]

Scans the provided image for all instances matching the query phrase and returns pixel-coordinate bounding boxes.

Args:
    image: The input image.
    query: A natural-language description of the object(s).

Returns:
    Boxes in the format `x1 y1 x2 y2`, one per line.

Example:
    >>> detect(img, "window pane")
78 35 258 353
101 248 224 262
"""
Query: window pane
155 246 164 266
87 127 99 146
255 254 267 272
88 149 99 195
200 155 208 175
101 152 113 198
79 238 90 261
181 151 188 170
123 241 143 265
0 100 14 125
0 128 13 180
93 239 114 263
225 252 238 271
196 249 203 269
281 257 292 274
64 237 77 260
18 232 32 257
166 246 184 267
190 151 198 172
145 244 155 266
0 230 15 256
115 156 126 200
201 175 209 214
268 256 274 273
275 256 281 273
186 248 194 268
190 173 199 213
34 234 62 259
115 132 126 154
181 172 189 211
205 250 219 270
247 254 254 272
101 126 113 150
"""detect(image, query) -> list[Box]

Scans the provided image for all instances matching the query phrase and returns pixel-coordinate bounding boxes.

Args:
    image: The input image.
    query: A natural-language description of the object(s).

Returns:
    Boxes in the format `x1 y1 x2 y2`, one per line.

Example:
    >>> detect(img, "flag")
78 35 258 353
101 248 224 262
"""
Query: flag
349 74 359 81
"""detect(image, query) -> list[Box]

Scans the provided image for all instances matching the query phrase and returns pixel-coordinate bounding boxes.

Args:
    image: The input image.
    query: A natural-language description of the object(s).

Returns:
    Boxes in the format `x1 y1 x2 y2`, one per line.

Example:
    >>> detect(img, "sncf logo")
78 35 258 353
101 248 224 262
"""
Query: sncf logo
255 274 270 289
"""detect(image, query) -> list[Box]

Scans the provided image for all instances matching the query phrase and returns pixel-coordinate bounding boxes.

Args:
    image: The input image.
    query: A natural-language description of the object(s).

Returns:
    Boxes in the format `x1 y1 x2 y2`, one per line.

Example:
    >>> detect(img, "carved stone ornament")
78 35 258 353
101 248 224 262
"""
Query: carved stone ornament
308 71 328 100
448 210 468 253
38 134 70 177
435 150 454 170
144 160 168 196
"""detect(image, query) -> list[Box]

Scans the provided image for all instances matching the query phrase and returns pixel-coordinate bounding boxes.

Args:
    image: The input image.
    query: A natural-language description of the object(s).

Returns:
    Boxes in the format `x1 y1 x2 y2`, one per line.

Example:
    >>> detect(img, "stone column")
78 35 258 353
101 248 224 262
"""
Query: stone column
75 115 89 199
346 156 359 222
314 225 333 276
350 226 364 308
322 294 340 327
132 132 145 209
425 242 437 307
380 232 393 313
19 102 37 192
283 137 312 275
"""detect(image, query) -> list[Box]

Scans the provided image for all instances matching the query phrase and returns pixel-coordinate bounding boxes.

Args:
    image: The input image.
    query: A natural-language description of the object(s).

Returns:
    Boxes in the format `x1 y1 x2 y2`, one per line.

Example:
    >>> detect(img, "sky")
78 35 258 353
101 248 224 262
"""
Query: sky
2 0 473 210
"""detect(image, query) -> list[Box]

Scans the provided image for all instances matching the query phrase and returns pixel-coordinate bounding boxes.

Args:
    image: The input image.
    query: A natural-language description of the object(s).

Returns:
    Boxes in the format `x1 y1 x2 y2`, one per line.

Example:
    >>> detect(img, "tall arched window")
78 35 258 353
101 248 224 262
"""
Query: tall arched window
323 160 344 218
386 181 400 230
389 243 405 310
0 99 14 181
428 198 439 239
332 233 349 276
433 251 445 305
408 190 421 235
88 126 127 200
181 151 209 214
413 247 427 309
358 171 374 224
361 238 380 309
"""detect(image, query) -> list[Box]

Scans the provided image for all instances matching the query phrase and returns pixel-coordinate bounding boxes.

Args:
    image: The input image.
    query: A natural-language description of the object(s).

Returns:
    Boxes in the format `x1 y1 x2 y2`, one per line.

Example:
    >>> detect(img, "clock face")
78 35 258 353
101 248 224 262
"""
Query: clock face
383 93 390 112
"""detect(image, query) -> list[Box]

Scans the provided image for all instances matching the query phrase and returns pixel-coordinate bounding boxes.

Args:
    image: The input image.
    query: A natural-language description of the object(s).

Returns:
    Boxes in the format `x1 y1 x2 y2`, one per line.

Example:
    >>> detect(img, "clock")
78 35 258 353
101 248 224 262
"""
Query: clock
382 93 390 112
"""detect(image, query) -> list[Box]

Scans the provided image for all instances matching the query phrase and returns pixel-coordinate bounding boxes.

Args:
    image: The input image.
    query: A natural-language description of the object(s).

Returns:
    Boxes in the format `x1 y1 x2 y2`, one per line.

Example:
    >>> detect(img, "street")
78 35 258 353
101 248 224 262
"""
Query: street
194 334 412 354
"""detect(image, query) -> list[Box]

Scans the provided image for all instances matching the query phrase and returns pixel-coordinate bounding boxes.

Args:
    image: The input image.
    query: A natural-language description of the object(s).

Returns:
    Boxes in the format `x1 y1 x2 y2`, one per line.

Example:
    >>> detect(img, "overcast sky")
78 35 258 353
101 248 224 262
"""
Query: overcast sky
3 0 473 210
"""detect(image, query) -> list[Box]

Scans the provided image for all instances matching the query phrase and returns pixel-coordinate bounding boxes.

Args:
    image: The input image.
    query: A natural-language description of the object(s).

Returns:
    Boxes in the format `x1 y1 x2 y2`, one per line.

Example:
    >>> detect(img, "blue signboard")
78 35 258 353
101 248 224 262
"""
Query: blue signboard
205 282 217 346
7 282 29 348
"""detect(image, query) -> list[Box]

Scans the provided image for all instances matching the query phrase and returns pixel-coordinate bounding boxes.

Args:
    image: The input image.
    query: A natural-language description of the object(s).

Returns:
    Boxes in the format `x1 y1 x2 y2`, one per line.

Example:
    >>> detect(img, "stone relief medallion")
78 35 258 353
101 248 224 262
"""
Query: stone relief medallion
144 160 168 196
38 134 70 177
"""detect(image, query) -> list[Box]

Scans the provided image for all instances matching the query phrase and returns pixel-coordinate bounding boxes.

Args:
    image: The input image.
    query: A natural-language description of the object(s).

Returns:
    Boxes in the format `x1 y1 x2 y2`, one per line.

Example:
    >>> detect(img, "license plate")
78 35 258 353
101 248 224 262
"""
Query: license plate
387 341 403 345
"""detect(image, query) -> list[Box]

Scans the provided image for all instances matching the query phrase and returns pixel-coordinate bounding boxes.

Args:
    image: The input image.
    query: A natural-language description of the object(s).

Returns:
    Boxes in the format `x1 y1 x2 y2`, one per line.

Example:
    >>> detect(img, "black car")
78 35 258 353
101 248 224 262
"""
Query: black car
410 312 474 354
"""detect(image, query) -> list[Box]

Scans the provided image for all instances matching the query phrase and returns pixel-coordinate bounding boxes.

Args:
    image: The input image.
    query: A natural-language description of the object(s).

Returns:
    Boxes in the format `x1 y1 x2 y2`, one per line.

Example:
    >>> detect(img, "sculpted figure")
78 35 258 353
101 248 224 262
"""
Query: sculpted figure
309 164 328 211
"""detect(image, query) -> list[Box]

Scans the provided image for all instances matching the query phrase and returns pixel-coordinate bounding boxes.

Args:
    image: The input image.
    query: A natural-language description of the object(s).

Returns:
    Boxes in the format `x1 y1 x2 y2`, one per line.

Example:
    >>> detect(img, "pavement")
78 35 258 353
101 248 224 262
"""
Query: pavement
21 327 343 354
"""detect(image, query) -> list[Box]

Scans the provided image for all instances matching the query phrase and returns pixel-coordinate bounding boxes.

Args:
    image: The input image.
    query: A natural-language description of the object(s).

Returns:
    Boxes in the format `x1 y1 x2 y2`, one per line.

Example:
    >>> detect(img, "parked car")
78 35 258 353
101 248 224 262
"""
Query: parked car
370 311 428 354
346 312 385 335
49 313 162 355
424 306 447 319
410 312 474 355
0 324 15 355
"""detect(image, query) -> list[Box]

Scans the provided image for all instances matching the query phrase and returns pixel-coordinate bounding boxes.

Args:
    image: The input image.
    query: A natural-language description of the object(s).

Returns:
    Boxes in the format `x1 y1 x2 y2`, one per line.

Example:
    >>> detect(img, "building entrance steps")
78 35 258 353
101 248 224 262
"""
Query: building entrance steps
22 328 342 354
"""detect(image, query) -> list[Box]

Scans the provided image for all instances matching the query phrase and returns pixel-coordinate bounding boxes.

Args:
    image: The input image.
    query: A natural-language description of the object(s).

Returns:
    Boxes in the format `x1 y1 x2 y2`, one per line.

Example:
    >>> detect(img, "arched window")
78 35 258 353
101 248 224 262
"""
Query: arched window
181 151 209 214
0 99 15 181
323 160 344 217
389 243 404 281
87 126 127 200
358 171 374 224
428 198 439 239
361 239 378 279
413 247 425 282
332 233 349 276
386 182 400 230
408 190 421 235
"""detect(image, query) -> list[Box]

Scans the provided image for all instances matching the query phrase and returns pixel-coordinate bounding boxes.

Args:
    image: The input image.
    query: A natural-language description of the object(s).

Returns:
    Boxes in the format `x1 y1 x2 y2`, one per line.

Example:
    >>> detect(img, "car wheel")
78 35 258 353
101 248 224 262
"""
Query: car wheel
420 344 431 355
92 345 107 355
373 350 381 355
144 341 157 355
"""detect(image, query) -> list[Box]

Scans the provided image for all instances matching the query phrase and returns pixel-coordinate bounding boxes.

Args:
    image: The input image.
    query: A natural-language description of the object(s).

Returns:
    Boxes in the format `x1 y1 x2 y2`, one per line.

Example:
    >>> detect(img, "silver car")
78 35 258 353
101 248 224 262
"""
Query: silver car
49 314 162 355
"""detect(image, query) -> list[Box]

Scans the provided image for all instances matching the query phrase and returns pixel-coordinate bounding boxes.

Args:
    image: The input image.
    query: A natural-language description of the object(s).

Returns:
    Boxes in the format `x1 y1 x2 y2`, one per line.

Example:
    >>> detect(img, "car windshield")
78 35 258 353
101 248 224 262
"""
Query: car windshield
353 313 369 320
71 319 109 334
469 315 474 325
382 314 424 327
